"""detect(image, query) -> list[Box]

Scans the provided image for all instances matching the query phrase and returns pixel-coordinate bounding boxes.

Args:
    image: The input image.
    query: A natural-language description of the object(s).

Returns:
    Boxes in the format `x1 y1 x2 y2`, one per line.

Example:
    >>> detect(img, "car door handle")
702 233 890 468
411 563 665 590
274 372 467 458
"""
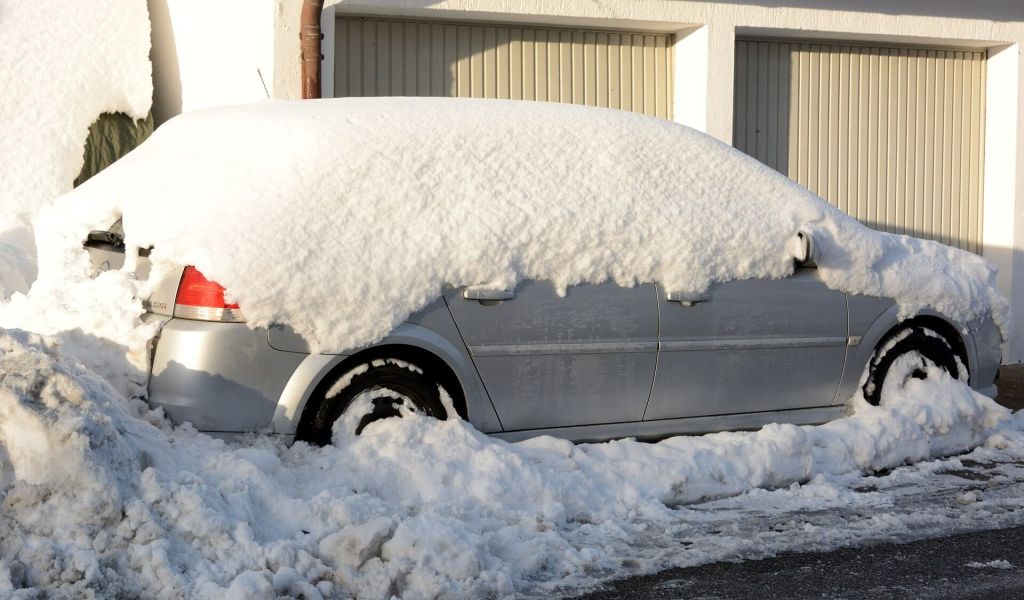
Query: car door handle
464 287 515 301
667 291 712 306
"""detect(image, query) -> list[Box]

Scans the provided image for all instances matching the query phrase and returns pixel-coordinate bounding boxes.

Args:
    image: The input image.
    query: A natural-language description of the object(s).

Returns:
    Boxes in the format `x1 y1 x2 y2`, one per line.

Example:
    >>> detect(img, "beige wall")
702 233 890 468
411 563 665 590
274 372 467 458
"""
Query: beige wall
333 17 674 119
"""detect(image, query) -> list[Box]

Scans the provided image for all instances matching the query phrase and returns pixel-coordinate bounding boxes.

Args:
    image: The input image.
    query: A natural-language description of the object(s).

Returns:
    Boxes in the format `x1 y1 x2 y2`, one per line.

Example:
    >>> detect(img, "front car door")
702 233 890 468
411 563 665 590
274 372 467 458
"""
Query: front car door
445 280 658 431
646 268 848 420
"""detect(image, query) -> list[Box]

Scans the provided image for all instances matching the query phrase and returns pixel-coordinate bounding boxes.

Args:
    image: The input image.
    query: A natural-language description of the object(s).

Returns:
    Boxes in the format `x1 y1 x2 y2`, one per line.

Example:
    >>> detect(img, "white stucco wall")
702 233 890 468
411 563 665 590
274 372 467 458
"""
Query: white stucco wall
154 0 1024 362
149 0 278 124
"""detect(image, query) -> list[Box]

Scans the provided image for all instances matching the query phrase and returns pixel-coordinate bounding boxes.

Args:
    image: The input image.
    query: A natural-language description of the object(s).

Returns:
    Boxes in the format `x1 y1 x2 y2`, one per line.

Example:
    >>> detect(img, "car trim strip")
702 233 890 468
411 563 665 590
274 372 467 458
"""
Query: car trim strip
469 341 658 356
660 336 849 351
469 336 848 356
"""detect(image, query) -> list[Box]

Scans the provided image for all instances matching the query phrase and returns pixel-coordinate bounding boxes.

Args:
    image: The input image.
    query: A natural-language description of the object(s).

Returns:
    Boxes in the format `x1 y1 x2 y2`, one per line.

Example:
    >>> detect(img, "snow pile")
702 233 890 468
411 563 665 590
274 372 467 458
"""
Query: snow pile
0 0 152 297
0 267 156 398
1 327 1020 598
42 98 1007 353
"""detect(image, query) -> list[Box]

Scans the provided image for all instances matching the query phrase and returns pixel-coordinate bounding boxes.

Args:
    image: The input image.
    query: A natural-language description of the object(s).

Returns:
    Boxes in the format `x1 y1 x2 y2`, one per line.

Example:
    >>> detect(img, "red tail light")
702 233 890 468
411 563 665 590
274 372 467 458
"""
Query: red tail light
173 266 245 322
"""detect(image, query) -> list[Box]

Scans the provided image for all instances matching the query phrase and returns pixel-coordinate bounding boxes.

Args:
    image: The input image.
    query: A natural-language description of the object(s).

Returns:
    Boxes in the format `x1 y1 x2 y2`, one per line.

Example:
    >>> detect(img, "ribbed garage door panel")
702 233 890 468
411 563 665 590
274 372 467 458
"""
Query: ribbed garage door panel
734 40 986 252
336 16 673 119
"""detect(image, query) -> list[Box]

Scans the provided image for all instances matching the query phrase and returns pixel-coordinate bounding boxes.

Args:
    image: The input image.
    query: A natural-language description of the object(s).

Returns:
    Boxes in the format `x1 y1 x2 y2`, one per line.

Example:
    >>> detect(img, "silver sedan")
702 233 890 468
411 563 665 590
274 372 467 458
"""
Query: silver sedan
85 222 1001 445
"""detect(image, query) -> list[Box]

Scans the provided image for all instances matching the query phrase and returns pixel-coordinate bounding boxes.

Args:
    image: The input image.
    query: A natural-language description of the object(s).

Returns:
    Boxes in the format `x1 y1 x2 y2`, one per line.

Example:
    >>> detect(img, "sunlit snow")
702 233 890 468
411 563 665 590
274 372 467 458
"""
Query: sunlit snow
1 329 1023 598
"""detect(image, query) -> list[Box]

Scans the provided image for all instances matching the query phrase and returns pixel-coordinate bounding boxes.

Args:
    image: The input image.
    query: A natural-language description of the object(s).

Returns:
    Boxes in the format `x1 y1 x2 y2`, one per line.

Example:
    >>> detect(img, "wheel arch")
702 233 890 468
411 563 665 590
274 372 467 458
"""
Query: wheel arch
272 322 500 439
290 343 468 443
837 306 975 404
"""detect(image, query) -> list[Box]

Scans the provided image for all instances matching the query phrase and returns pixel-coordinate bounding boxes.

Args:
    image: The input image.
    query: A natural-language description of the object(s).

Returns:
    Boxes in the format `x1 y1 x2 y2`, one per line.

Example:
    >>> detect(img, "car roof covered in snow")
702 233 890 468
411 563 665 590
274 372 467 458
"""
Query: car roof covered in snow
47 97 1007 351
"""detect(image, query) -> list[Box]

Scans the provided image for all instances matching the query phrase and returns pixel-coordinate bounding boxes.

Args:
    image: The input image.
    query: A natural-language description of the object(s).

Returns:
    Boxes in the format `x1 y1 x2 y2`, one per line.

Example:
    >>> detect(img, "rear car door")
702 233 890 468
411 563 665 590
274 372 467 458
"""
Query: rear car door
646 268 848 420
445 280 658 431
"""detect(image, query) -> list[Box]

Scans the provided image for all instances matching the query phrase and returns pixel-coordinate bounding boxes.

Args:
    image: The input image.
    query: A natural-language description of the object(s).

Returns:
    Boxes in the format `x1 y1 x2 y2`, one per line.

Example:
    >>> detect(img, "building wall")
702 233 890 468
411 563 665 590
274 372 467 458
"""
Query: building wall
148 0 278 124
154 0 1024 363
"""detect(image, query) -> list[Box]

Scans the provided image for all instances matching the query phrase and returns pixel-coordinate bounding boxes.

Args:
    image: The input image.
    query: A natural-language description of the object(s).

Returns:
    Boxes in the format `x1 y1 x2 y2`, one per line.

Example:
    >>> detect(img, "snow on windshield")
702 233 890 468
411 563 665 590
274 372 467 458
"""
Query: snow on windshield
1 328 1022 598
0 0 152 299
43 98 1008 353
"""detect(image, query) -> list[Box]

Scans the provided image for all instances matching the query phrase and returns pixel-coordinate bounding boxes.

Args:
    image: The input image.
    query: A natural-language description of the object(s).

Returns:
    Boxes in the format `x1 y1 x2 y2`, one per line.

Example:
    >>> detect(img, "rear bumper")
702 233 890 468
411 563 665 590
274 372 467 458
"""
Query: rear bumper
148 317 307 433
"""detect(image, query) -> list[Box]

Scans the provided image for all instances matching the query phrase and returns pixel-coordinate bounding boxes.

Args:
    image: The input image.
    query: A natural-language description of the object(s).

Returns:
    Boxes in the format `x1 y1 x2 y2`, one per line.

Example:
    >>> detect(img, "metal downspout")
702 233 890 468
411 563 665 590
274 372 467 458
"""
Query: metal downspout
300 0 326 99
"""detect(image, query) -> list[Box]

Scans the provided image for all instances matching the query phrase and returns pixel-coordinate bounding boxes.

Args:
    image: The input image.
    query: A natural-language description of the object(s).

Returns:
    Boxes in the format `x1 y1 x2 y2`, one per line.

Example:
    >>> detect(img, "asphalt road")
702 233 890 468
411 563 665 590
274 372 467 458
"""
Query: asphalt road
570 525 1024 600
567 366 1024 600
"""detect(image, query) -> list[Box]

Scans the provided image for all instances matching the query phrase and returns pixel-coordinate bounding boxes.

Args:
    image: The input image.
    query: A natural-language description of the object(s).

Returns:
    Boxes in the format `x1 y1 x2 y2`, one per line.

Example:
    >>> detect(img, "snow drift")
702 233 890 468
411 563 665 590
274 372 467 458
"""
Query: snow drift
0 0 152 298
0 328 1020 598
42 98 1007 353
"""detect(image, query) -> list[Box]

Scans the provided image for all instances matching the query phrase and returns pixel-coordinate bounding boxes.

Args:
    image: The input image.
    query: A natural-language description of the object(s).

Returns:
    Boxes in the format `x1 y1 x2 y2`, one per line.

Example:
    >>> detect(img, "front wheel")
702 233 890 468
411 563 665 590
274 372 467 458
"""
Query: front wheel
304 358 449 445
862 326 964 405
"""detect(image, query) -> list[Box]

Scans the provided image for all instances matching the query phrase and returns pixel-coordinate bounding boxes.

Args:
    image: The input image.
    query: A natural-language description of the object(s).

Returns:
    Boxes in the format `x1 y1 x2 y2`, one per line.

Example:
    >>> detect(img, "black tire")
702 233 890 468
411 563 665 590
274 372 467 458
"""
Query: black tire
305 360 448 445
862 326 963 406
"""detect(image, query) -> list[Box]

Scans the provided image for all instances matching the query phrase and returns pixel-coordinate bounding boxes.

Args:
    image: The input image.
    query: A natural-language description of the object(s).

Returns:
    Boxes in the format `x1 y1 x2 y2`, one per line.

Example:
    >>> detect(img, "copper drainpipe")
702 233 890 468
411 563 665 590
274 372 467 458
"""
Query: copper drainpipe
300 0 326 99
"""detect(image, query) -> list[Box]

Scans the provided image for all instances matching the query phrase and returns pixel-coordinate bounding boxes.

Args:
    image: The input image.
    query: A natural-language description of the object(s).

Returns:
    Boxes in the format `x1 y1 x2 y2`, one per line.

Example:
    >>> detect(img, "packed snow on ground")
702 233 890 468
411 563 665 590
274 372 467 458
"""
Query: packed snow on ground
39 98 1007 355
0 0 152 298
1 326 1023 599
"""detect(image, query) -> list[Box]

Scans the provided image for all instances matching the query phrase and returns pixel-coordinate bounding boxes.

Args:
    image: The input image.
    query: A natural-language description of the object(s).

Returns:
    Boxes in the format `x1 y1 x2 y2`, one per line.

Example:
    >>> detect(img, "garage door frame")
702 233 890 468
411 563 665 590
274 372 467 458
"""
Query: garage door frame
734 36 987 252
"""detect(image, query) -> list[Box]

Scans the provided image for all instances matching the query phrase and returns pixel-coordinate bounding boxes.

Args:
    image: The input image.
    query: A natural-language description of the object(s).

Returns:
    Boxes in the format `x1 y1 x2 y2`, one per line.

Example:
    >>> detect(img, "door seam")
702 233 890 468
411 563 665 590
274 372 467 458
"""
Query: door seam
641 283 661 421
441 293 506 431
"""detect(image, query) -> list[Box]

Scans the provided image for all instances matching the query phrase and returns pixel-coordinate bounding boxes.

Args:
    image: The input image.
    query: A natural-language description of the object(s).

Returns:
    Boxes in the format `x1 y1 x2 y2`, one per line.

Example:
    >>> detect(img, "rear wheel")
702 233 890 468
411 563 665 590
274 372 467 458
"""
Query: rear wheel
304 359 448 445
862 326 963 405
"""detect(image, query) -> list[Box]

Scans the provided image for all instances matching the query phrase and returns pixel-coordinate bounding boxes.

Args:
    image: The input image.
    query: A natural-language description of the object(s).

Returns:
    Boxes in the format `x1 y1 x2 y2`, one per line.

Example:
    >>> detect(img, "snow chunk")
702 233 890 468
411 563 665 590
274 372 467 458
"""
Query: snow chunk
318 516 394 570
43 98 1007 353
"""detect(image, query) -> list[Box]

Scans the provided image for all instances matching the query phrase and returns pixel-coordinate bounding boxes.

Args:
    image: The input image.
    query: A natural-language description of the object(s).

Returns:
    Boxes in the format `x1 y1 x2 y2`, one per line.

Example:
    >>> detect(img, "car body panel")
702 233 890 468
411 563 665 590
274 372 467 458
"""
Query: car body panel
149 318 306 431
85 223 1002 442
647 269 848 420
267 301 504 435
268 323 310 353
969 315 1002 395
834 297 1001 404
141 277 1001 441
835 294 898 403
444 280 658 430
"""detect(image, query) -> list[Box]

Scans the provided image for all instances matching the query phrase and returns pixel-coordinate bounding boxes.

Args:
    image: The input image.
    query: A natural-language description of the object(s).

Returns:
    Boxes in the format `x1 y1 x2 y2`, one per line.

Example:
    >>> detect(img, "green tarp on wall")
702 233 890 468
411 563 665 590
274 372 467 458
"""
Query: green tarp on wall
74 111 154 187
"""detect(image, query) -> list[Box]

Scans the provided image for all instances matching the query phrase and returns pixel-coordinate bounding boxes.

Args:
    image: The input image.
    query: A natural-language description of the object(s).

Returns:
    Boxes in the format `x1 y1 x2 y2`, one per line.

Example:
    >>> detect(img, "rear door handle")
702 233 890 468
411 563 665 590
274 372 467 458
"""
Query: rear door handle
667 291 712 306
464 287 515 301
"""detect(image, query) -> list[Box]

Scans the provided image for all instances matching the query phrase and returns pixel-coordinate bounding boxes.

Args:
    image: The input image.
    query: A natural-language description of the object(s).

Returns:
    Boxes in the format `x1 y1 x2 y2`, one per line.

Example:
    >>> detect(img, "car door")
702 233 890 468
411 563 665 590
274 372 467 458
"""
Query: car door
444 280 658 431
645 268 848 420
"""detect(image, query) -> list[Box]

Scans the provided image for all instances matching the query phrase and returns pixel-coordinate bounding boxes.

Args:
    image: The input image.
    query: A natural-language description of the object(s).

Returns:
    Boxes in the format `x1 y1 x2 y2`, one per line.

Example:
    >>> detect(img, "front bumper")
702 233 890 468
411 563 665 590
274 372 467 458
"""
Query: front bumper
969 316 1003 398
148 317 307 433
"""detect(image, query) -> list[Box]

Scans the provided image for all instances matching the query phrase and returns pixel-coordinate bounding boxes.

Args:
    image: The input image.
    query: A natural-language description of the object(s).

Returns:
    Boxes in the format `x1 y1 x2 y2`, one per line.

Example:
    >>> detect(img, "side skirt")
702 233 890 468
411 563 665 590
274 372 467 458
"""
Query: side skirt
492 405 848 444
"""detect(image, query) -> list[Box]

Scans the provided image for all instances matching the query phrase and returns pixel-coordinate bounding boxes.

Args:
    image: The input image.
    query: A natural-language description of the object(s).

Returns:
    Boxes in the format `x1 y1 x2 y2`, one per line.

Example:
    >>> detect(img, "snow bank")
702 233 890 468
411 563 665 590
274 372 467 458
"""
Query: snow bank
0 0 152 297
1 327 1020 598
42 98 1008 353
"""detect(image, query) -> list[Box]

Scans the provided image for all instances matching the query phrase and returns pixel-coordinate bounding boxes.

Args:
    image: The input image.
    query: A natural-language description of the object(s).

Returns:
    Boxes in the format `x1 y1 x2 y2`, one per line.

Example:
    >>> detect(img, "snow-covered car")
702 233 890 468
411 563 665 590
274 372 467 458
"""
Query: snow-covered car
72 98 1004 445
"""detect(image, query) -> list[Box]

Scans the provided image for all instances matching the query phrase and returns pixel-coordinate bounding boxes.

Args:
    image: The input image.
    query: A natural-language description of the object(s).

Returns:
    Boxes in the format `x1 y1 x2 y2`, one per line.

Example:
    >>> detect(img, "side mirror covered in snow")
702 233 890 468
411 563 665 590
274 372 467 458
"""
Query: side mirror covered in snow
794 231 818 268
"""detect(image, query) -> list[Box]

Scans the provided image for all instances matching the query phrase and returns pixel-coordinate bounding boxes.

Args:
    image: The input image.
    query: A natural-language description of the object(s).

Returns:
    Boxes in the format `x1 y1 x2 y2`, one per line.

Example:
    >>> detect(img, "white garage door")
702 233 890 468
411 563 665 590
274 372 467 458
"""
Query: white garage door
734 39 986 252
335 16 674 120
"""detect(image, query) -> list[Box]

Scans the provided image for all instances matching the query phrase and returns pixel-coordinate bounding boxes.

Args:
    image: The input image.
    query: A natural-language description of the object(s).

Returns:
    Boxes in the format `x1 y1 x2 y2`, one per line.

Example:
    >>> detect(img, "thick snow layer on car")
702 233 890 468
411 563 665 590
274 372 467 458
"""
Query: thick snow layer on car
0 0 152 298
1 328 1021 598
43 98 1008 353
